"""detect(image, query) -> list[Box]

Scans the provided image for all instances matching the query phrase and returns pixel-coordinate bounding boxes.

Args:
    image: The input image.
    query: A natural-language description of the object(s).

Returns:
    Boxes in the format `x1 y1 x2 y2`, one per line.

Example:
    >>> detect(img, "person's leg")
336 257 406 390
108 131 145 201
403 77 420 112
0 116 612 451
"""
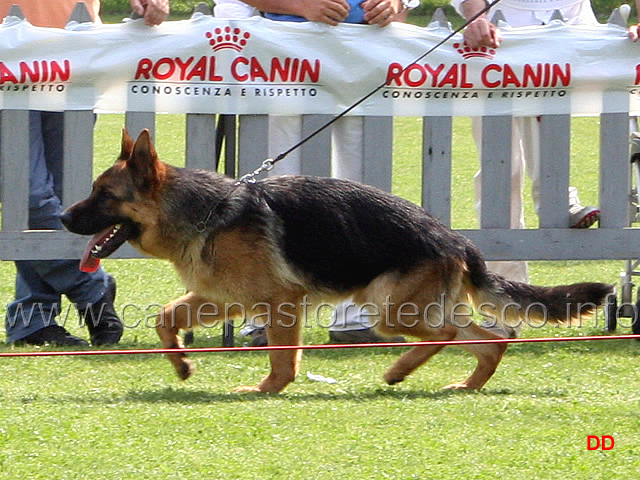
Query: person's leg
331 116 364 182
268 115 302 176
473 117 529 285
6 264 66 343
521 115 599 228
328 117 404 343
9 112 122 345
5 112 87 345
40 111 123 344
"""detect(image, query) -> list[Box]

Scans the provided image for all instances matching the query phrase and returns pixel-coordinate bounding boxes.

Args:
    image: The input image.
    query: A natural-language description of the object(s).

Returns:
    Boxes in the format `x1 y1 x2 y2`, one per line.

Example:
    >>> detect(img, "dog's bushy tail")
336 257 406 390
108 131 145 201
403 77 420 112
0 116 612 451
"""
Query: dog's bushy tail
464 243 613 328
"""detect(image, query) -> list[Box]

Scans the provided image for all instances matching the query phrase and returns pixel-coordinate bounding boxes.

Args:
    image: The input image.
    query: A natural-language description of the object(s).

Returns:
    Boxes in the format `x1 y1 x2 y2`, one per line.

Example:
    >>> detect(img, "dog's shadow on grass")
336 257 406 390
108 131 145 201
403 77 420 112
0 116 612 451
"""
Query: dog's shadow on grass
124 384 562 405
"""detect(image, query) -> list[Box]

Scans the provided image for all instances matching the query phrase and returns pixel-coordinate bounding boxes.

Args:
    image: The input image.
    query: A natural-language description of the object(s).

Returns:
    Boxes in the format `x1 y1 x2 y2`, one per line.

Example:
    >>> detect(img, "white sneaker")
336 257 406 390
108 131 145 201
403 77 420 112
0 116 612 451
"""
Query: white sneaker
569 204 600 228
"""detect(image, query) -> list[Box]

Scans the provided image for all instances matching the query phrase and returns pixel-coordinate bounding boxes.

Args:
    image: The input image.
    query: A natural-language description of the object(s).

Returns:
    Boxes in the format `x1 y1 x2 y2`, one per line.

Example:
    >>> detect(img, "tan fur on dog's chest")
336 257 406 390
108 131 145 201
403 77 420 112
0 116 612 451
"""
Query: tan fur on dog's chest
174 227 306 306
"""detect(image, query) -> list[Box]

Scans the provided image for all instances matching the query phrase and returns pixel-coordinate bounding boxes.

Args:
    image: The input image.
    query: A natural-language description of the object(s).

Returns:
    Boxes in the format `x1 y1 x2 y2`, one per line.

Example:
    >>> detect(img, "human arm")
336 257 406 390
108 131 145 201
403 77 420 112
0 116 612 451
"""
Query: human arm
241 0 350 25
455 0 502 48
362 0 405 27
129 0 170 26
630 0 640 41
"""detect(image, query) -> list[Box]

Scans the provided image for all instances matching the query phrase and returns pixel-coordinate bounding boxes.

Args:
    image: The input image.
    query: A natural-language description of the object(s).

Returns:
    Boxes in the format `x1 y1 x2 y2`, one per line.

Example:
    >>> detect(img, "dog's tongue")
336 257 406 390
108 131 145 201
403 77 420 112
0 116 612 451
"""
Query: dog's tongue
79 227 111 273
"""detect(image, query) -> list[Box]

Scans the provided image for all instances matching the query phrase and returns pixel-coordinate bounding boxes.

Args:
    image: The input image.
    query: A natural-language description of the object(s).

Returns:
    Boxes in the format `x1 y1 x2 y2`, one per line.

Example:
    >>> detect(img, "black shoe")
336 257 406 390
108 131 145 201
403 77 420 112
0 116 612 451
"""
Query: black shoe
15 325 89 347
247 327 268 347
78 275 123 346
328 328 405 344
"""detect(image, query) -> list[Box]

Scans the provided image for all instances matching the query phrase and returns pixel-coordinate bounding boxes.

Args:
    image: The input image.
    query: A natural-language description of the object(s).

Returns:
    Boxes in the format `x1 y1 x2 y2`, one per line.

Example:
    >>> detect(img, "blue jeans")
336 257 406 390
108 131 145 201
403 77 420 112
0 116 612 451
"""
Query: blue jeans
4 111 111 342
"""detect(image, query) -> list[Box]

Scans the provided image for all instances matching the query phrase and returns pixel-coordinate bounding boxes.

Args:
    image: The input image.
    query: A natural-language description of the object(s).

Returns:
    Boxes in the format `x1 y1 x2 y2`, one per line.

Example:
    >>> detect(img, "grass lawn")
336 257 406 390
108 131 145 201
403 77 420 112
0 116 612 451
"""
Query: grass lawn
1 13 639 478
0 113 637 479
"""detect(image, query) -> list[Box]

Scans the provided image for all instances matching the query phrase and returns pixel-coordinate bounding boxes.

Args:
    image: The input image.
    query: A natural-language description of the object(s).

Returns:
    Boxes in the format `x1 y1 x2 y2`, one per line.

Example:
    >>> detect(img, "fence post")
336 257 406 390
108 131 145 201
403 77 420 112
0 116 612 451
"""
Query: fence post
0 110 30 231
422 116 452 225
186 114 218 170
479 115 512 229
538 114 570 228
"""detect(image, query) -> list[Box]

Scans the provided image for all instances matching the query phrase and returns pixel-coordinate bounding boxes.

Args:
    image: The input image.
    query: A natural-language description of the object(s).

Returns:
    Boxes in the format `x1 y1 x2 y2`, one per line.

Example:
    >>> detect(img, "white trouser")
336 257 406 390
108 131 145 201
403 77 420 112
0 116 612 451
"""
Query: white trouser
268 115 364 180
472 116 583 284
472 116 542 284
266 115 367 331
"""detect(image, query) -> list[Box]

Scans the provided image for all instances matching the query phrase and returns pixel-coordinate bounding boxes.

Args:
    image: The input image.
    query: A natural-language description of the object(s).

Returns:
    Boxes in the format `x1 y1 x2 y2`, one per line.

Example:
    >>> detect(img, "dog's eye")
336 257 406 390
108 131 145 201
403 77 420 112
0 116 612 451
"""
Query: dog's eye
99 188 117 201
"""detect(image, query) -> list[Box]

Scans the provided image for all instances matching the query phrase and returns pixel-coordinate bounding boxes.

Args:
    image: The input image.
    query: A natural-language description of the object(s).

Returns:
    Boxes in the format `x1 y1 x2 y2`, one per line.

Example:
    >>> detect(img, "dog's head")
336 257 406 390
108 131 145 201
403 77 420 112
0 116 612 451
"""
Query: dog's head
61 128 168 272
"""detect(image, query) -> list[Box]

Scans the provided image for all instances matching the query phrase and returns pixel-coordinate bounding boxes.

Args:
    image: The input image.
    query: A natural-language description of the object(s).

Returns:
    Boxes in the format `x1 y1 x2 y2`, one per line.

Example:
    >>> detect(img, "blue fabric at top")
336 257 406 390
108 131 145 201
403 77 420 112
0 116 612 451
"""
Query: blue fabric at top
264 0 364 24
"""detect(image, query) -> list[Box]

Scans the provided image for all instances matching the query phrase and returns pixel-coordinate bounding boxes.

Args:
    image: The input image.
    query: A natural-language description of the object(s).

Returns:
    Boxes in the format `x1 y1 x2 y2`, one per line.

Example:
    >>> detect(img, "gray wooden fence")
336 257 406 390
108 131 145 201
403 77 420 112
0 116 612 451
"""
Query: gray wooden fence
1 4 639 269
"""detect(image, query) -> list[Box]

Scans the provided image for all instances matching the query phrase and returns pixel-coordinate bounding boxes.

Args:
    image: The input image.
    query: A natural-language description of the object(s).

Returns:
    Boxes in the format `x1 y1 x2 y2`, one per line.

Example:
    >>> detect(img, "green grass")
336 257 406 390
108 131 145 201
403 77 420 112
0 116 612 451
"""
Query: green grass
0 85 638 480
0 113 636 479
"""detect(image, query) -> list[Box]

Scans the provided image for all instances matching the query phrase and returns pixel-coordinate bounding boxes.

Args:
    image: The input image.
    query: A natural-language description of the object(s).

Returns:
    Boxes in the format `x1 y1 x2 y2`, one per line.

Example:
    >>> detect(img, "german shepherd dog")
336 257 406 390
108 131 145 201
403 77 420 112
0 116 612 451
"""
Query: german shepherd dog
61 129 612 393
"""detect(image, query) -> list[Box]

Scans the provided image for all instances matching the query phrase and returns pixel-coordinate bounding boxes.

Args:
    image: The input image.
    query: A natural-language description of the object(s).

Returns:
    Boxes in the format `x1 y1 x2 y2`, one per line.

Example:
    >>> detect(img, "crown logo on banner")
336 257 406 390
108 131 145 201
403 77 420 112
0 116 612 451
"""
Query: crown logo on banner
452 42 496 60
206 27 251 52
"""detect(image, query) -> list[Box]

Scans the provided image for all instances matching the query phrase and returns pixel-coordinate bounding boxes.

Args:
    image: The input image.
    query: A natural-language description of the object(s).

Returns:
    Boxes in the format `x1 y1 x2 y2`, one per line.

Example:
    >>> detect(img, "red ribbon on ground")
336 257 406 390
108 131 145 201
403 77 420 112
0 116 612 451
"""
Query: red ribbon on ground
1 333 638 358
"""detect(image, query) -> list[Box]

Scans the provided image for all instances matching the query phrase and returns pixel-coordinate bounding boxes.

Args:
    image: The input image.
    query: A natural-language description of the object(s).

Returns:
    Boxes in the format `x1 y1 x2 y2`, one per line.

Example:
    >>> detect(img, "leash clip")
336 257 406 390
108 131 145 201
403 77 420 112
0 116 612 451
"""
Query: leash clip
237 158 275 185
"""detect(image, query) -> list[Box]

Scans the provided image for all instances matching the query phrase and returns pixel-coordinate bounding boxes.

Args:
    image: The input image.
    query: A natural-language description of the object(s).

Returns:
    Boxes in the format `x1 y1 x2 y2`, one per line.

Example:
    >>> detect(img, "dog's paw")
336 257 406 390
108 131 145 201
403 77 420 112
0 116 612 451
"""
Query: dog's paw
176 360 195 380
232 385 264 394
383 372 405 385
442 382 473 390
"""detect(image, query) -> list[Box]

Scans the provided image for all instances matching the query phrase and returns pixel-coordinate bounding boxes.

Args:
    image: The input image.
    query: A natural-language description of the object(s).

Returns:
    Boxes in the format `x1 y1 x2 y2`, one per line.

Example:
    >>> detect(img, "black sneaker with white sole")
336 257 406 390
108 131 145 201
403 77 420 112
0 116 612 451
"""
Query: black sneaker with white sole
14 325 89 347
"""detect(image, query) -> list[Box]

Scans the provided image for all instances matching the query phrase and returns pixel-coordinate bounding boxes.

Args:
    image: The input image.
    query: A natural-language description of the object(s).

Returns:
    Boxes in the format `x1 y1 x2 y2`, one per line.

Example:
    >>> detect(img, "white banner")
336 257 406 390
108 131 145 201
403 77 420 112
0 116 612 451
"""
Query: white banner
1 14 640 116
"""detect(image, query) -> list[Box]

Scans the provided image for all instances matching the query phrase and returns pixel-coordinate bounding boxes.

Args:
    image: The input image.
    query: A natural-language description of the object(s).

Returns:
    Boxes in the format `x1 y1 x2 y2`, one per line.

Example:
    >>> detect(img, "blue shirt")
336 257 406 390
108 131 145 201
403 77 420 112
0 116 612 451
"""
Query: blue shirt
264 1 365 24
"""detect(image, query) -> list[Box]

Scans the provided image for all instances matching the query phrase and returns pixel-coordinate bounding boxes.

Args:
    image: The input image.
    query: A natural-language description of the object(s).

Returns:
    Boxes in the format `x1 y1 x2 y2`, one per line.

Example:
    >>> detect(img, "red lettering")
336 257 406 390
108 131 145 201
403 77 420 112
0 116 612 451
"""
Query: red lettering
551 63 571 87
299 59 320 83
404 64 427 88
522 64 542 88
385 62 403 86
0 63 18 84
437 64 459 88
208 57 223 82
543 63 551 87
602 435 615 450
635 64 640 85
152 58 175 80
290 58 299 81
250 57 269 82
49 60 70 82
423 64 444 87
41 60 48 82
588 435 614 450
19 61 40 83
175 57 195 80
460 64 473 88
481 64 501 88
271 58 292 82
135 58 153 80
502 64 521 88
231 57 249 81
188 57 206 81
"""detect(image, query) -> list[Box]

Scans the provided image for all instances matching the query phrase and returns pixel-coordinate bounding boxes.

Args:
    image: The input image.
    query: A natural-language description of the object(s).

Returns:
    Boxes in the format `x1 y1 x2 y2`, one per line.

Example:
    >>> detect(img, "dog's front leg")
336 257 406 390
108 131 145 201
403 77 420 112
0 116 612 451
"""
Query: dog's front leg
156 292 217 380
233 306 302 394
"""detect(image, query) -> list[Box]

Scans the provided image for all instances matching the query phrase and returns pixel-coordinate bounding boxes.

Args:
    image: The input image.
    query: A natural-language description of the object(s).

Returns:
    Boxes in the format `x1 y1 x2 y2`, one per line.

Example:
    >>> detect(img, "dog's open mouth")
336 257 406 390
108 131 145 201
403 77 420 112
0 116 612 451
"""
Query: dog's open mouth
80 223 132 272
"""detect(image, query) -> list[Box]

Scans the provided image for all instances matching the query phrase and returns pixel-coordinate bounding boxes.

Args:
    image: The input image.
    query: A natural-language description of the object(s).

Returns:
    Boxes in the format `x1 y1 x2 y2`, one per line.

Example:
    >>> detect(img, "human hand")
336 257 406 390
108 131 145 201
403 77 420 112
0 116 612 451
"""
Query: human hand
463 16 502 48
362 0 402 27
300 0 350 25
130 0 170 26
630 24 640 42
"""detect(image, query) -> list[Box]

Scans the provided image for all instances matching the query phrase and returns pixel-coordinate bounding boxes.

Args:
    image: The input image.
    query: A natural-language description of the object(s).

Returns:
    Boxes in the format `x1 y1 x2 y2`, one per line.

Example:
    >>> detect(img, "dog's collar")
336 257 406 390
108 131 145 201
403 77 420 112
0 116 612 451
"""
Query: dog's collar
196 159 274 233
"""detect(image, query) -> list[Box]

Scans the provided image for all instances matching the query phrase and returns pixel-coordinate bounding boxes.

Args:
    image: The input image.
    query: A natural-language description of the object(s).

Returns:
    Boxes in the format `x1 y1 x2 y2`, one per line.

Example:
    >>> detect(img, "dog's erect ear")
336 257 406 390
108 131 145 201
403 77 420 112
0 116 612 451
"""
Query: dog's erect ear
127 129 165 192
119 128 135 161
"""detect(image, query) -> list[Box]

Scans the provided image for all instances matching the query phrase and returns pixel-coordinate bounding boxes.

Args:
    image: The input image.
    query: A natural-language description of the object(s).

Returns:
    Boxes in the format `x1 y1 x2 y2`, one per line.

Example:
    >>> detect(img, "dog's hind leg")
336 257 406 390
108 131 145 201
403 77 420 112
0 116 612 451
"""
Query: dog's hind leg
233 299 303 394
382 323 458 386
156 292 227 380
442 322 507 390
